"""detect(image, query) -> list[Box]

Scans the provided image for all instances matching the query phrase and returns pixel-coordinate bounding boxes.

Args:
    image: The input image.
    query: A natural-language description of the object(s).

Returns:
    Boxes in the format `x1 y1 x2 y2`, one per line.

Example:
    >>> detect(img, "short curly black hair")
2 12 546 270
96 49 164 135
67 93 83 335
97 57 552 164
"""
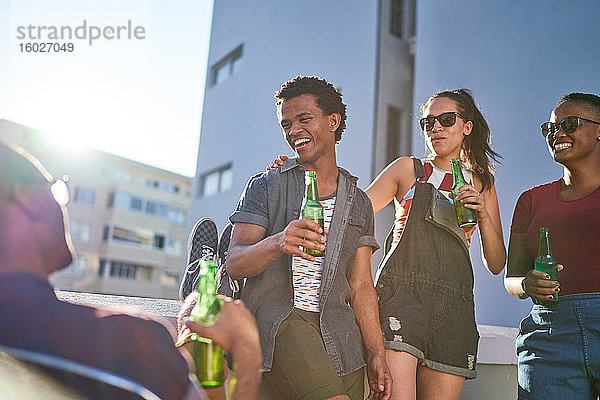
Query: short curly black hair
558 92 600 120
275 76 347 142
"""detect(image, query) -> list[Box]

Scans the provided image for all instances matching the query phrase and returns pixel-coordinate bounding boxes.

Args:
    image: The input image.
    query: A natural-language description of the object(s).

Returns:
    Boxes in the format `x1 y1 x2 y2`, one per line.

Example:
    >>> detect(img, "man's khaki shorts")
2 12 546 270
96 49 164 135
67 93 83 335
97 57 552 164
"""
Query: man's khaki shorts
260 308 364 400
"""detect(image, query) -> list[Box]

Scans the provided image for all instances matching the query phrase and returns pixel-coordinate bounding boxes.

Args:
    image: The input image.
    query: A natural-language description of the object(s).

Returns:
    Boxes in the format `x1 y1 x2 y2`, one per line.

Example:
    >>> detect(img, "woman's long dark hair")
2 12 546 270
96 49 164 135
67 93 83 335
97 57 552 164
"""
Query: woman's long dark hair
423 89 502 191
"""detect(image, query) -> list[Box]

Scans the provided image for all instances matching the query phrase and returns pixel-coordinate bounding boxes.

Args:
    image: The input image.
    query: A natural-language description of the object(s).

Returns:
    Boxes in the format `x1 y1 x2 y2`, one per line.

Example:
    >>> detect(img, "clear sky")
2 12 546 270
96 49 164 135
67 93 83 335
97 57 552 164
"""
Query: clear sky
0 0 213 177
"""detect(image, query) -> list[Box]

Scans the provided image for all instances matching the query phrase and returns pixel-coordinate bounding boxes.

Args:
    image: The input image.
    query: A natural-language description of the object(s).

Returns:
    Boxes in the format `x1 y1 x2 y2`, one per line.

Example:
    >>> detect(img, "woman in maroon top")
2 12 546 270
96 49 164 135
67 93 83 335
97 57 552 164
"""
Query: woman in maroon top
505 93 600 399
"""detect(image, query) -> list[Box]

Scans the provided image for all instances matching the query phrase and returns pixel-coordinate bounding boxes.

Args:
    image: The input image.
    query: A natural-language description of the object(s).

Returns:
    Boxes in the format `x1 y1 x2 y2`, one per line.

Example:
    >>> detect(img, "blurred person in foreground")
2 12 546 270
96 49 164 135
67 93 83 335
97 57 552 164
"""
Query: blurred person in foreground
0 140 261 400
505 93 600 399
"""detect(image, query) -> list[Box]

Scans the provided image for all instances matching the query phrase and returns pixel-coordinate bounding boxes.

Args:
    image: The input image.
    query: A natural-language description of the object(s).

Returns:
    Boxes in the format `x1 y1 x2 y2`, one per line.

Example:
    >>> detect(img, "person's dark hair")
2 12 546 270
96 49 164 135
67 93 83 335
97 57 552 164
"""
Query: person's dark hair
557 92 600 120
275 76 347 142
422 89 502 190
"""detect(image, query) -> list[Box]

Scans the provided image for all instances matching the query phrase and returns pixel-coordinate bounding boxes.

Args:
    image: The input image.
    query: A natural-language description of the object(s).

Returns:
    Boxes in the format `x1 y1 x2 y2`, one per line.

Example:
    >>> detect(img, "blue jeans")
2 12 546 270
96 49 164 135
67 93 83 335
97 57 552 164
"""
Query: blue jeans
517 293 600 399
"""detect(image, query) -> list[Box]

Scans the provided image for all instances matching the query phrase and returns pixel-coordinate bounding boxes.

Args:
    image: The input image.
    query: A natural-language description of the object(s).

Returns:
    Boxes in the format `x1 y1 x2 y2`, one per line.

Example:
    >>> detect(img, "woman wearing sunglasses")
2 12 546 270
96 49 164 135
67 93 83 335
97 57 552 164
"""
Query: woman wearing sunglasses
368 89 506 400
504 93 600 399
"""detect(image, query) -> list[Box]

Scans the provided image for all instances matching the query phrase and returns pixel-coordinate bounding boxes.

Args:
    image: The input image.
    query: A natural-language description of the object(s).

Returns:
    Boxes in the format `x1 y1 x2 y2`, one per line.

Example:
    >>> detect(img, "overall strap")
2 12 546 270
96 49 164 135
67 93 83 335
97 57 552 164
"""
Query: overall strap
412 157 427 182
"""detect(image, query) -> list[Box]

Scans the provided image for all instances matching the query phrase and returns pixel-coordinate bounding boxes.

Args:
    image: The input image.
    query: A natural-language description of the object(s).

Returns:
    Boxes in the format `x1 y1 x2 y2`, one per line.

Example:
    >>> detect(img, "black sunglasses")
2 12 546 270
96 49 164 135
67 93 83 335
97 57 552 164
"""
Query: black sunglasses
540 116 600 138
419 112 464 131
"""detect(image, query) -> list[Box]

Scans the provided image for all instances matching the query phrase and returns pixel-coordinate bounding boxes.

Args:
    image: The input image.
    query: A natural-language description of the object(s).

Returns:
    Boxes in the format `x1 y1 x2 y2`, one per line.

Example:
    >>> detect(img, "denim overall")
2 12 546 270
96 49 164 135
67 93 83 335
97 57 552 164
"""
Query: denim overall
375 158 479 378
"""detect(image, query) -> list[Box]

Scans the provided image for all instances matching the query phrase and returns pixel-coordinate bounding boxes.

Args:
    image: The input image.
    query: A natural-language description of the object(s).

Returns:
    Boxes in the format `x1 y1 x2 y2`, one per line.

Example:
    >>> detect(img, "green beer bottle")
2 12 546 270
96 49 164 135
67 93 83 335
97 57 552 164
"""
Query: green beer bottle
301 170 325 257
534 227 559 306
450 158 477 228
190 260 225 387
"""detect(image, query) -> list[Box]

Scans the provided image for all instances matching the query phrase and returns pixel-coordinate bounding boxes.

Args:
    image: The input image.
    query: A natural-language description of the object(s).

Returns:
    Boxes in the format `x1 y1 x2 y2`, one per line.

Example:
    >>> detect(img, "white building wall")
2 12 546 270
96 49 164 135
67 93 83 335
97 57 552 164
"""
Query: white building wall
190 0 380 231
413 0 600 328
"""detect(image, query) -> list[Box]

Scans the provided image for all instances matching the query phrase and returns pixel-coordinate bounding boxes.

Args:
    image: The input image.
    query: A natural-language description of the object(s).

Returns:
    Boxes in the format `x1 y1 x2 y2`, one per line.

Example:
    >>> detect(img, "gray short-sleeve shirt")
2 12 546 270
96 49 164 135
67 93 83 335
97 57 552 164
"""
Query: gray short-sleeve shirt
229 157 378 375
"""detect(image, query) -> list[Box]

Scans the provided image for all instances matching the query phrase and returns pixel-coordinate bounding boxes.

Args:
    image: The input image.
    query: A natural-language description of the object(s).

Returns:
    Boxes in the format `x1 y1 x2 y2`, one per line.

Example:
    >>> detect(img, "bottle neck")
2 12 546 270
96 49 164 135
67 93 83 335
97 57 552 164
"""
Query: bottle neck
197 261 218 294
450 159 466 187
305 172 319 201
538 229 553 257
191 260 220 325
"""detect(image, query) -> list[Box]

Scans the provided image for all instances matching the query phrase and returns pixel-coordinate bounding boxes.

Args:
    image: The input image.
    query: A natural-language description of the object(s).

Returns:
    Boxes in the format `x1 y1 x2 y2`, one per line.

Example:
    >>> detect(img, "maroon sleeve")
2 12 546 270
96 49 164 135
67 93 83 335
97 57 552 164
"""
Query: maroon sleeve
511 189 533 234
120 316 191 400
92 312 191 400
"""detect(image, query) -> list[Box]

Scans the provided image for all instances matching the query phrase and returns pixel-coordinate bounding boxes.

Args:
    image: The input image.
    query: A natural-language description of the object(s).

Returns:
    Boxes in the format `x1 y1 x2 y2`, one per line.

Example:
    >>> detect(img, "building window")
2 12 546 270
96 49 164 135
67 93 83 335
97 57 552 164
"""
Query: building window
210 45 243 86
107 192 114 208
145 200 157 215
167 208 186 225
157 203 169 217
108 191 187 225
198 164 233 198
104 225 170 250
406 0 416 39
98 259 106 276
390 0 404 38
390 0 416 40
153 234 165 250
111 226 153 247
130 196 143 211
99 259 152 280
386 106 404 165
107 225 167 250
203 171 220 197
220 168 234 192
112 192 129 209
138 265 153 281
73 187 95 206
110 261 138 279
69 219 91 242
112 168 131 181
160 271 178 286
146 178 180 194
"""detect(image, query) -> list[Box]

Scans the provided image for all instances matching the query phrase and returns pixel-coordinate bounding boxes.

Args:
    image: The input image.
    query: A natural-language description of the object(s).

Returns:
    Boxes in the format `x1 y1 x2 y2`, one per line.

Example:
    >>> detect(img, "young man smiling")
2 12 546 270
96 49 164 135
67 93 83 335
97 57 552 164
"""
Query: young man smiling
225 76 392 400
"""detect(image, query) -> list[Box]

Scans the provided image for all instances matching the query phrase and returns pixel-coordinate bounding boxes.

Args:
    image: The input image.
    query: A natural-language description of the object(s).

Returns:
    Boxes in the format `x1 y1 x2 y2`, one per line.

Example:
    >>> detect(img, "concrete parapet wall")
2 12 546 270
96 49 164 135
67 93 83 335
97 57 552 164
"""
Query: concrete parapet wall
56 291 519 399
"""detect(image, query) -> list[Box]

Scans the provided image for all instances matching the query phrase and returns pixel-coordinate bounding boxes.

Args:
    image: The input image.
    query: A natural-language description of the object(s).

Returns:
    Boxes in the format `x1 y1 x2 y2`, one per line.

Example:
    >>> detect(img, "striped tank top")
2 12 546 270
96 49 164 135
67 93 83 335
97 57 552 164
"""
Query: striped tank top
392 160 477 247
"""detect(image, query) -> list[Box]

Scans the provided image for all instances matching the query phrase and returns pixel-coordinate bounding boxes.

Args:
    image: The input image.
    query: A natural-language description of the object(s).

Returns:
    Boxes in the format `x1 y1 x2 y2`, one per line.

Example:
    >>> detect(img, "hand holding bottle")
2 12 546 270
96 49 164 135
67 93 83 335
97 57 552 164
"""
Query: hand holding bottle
521 264 564 302
275 219 328 261
453 184 489 220
450 158 477 227
186 296 262 400
185 296 260 357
